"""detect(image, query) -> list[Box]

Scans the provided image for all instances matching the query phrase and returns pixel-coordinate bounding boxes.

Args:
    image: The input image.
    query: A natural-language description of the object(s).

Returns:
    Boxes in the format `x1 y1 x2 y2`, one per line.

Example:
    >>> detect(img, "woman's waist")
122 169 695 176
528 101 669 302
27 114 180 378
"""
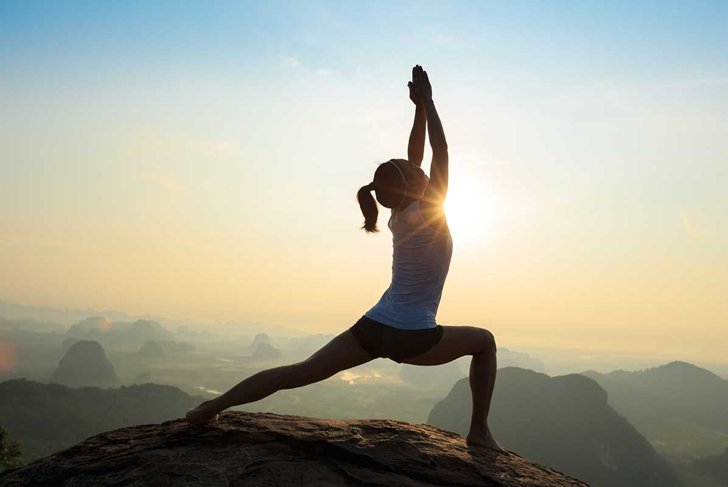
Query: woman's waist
388 276 447 295
371 290 441 312
364 307 438 330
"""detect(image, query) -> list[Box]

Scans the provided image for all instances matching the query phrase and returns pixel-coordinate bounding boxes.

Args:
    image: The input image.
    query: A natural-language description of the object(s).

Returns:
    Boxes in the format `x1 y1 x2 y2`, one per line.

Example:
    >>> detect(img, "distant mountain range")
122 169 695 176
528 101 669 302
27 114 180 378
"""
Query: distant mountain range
0 300 302 338
0 300 161 327
65 317 175 350
583 361 728 462
428 367 682 487
0 379 203 461
498 347 545 371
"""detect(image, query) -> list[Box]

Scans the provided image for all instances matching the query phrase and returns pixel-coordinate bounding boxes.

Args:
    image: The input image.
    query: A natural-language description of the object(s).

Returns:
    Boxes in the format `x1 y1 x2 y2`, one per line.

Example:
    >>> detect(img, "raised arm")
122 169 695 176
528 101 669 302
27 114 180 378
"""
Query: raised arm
416 69 448 204
407 71 427 167
424 98 448 200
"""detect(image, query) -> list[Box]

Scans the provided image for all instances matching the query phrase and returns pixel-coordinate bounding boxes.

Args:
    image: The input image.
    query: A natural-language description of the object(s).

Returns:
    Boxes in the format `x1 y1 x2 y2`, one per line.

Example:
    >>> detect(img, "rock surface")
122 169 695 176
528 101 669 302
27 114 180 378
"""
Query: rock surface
0 411 587 486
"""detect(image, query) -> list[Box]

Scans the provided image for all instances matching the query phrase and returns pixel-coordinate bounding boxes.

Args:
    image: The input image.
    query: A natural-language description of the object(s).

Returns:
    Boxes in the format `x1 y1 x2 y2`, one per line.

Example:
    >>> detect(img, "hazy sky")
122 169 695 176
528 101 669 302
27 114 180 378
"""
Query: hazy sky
1 1 726 362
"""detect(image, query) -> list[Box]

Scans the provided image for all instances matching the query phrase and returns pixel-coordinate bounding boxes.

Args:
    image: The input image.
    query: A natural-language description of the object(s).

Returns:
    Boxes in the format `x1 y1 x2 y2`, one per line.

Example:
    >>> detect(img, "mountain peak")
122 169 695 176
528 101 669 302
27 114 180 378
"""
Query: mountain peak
652 361 724 383
663 360 698 368
49 339 119 388
0 411 587 486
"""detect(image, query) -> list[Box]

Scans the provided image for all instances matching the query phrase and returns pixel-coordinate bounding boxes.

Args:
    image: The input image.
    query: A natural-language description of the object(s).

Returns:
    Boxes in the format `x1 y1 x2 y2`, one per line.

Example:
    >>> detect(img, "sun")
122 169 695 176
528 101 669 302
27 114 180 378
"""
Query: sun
443 178 496 244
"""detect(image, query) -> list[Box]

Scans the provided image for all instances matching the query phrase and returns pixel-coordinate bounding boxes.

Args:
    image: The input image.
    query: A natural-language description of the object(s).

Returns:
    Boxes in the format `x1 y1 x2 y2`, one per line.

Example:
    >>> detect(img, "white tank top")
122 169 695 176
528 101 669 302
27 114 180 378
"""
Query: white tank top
365 199 453 330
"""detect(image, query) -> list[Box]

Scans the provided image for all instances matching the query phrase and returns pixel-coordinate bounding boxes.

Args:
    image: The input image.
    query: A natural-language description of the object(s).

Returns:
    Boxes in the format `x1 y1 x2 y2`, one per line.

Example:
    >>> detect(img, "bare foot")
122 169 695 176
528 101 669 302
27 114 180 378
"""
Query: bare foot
185 400 221 425
466 428 507 453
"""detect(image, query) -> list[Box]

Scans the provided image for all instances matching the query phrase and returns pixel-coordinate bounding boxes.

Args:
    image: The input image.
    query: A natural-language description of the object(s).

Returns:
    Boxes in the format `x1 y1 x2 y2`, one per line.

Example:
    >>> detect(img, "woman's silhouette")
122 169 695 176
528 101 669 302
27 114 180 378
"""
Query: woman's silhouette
186 65 503 452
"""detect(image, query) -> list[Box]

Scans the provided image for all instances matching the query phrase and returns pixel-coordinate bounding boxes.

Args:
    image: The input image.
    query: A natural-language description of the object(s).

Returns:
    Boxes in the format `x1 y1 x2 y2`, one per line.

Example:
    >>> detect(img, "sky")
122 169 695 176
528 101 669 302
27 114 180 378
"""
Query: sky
1 1 727 362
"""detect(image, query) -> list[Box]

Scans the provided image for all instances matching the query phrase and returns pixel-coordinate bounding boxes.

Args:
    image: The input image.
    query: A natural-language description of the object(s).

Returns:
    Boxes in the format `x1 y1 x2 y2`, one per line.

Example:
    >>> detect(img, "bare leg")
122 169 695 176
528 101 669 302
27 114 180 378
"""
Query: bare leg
401 326 504 452
186 329 373 424
465 343 502 450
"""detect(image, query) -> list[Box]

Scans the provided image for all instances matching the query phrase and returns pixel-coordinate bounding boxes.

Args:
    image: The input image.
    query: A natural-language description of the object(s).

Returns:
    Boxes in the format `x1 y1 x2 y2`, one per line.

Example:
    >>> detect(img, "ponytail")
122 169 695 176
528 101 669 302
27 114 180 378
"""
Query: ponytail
357 184 378 233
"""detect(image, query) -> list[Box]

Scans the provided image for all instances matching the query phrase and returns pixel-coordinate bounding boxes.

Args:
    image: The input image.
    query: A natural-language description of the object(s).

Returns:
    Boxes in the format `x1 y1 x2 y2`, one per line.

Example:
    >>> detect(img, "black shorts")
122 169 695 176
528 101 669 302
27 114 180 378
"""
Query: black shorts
349 315 444 364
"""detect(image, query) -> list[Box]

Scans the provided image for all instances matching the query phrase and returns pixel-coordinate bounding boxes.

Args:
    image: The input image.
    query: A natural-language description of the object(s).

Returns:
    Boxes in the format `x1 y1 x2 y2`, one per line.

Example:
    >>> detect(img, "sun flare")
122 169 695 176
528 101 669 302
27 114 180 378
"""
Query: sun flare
443 178 496 244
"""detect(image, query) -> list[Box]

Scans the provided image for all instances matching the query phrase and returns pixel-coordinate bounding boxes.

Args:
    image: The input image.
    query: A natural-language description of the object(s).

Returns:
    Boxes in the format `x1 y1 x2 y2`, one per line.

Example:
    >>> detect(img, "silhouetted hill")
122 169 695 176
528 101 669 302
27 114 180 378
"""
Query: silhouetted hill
0 300 163 328
252 332 271 347
0 411 588 486
687 448 728 486
498 348 545 371
251 341 283 361
0 317 64 334
0 379 203 461
0 319 63 349
50 340 119 388
135 340 165 360
66 317 174 350
582 361 728 460
428 367 681 487
60 337 78 354
157 340 195 354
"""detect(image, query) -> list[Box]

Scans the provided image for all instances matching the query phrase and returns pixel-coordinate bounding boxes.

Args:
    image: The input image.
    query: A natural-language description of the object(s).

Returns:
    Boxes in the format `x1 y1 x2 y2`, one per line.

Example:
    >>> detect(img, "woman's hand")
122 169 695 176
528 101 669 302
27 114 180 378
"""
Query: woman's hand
409 65 432 104
408 80 419 105
407 65 427 166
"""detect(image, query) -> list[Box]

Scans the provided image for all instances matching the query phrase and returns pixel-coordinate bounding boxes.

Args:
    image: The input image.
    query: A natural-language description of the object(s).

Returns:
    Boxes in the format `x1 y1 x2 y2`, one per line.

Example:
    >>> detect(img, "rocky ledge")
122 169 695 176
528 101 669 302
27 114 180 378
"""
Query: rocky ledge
0 411 587 486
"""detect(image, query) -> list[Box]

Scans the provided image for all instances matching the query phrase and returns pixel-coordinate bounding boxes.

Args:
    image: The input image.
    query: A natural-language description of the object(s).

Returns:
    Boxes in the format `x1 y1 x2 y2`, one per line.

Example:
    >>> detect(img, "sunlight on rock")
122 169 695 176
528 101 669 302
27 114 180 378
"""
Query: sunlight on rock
0 340 18 373
338 370 383 385
339 371 359 384
195 385 222 395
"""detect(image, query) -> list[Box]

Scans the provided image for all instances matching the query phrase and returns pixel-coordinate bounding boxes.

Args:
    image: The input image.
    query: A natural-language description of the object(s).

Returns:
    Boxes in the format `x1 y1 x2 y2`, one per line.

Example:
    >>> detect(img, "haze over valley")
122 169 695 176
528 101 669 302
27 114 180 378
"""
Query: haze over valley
2 301 727 486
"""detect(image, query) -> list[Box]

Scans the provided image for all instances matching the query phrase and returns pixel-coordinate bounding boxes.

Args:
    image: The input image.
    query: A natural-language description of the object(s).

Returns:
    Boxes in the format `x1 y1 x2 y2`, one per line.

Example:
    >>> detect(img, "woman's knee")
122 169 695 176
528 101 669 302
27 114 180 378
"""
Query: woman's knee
480 328 496 353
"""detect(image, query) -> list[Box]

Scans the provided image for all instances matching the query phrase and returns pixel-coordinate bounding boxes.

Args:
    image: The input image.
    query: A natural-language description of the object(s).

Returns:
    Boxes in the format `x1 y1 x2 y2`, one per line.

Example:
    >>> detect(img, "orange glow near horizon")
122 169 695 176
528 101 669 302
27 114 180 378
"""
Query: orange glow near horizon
0 341 19 373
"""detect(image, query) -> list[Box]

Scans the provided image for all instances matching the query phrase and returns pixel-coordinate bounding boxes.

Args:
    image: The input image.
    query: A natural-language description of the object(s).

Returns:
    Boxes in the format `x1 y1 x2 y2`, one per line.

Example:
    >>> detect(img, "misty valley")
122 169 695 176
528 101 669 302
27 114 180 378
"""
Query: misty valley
1 307 727 487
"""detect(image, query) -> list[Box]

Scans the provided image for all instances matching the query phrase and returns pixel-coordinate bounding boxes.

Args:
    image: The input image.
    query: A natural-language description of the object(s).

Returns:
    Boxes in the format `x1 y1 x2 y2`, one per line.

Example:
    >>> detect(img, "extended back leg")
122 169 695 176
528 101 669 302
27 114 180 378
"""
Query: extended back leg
187 329 373 424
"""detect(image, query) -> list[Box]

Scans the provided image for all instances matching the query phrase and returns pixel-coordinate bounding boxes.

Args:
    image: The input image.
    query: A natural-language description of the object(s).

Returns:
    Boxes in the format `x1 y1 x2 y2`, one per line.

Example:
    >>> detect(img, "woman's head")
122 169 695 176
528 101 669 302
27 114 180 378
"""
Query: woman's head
357 159 429 232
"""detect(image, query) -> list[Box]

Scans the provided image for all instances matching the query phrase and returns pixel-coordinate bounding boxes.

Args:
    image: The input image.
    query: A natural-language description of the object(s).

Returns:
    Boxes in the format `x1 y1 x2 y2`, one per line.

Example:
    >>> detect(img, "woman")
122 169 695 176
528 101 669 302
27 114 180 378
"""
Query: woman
186 66 503 452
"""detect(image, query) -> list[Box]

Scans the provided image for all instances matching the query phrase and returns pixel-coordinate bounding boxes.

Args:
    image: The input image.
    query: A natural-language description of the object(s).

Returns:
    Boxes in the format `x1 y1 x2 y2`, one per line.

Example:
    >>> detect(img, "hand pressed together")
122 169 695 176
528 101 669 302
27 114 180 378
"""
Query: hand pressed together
407 64 432 104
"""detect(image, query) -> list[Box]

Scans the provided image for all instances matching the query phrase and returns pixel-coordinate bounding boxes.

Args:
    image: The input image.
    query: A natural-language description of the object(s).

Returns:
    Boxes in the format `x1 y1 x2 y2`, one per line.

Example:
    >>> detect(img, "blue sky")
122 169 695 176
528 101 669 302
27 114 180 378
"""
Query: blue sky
2 1 726 79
